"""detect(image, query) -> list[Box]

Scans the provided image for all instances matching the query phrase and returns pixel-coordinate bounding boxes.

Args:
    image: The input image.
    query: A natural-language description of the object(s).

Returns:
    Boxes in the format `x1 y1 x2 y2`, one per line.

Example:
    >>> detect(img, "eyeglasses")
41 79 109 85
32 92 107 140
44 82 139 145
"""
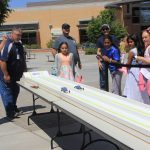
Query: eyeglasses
13 32 22 36
102 28 109 31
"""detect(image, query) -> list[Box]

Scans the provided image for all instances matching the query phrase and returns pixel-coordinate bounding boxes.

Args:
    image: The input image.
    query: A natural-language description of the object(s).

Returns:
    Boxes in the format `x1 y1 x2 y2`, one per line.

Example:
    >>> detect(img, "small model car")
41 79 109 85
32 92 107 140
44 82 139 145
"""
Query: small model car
61 87 70 93
74 85 84 90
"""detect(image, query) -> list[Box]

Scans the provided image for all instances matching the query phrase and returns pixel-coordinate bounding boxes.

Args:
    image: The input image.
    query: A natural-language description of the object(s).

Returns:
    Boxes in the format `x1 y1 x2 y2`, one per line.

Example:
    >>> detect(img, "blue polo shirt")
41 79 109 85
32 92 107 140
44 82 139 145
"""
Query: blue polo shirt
96 35 119 55
105 46 120 73
0 38 13 60
0 38 13 79
0 38 26 81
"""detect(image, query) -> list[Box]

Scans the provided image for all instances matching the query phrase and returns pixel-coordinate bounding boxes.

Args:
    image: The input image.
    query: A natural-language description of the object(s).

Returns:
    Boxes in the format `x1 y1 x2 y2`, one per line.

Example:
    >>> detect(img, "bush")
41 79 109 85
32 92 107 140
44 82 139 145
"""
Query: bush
85 48 97 55
24 44 31 49
47 40 54 48
77 43 82 49
30 44 40 49
87 9 127 43
24 44 40 49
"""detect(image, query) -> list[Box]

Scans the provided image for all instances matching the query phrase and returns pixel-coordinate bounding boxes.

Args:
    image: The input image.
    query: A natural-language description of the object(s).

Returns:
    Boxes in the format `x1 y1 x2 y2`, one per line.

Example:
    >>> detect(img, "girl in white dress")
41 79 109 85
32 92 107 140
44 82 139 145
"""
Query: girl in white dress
135 29 150 104
123 34 149 104
136 28 150 64
55 42 74 81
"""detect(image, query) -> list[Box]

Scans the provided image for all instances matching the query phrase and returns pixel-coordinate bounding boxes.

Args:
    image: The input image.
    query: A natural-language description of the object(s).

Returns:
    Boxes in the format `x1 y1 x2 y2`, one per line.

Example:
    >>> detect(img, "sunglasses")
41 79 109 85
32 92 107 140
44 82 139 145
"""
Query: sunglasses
102 28 109 31
63 26 70 29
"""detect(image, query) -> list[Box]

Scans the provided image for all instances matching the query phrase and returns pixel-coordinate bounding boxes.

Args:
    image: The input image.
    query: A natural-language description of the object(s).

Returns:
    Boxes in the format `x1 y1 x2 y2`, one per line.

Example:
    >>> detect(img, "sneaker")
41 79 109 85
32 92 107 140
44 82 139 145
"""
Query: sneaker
6 115 14 121
14 112 20 118
6 112 19 120
15 108 23 115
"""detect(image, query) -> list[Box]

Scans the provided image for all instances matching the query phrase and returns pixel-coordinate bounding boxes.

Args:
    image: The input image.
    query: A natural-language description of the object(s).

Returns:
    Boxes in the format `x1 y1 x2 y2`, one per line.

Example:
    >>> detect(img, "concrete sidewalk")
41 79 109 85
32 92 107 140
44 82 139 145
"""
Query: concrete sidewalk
0 52 124 150
0 117 50 150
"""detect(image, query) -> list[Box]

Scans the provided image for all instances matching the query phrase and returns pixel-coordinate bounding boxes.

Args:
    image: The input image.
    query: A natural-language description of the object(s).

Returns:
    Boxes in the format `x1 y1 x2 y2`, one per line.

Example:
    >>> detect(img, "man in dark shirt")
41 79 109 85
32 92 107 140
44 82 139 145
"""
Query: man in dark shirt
0 28 26 119
51 23 81 74
96 24 119 91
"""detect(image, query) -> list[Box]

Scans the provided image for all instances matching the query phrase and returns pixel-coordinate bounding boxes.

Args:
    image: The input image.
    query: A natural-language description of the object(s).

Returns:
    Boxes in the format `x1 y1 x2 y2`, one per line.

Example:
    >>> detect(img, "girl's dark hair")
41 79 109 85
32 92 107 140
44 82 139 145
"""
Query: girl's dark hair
127 34 143 56
58 42 69 53
103 35 120 55
103 35 113 43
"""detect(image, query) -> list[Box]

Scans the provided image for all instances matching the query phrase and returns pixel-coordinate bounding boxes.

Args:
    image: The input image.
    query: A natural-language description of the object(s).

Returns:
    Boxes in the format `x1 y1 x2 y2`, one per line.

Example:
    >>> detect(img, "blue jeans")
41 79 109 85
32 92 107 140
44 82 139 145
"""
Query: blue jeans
0 79 20 117
99 62 109 91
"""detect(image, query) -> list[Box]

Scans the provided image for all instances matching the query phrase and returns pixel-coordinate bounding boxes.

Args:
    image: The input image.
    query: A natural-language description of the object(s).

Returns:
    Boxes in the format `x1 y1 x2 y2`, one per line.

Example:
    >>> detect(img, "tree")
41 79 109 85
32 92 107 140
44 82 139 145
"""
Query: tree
87 9 127 43
0 0 12 25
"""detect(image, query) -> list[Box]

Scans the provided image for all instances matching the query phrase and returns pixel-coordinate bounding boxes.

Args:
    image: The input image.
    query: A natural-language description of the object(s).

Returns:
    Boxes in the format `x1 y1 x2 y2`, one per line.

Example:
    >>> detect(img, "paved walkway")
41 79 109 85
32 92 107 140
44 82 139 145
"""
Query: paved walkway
0 51 125 150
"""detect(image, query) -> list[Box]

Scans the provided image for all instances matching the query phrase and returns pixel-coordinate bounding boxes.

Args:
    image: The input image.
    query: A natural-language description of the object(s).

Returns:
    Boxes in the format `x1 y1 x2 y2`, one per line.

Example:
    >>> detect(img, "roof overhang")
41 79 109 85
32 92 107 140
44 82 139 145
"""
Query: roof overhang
105 0 150 8
0 21 39 31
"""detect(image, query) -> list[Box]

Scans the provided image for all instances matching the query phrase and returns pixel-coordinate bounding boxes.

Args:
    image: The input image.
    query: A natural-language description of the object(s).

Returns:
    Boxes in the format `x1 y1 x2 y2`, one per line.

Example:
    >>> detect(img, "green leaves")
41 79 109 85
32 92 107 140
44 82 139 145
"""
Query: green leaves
0 0 12 25
111 21 127 40
87 9 127 43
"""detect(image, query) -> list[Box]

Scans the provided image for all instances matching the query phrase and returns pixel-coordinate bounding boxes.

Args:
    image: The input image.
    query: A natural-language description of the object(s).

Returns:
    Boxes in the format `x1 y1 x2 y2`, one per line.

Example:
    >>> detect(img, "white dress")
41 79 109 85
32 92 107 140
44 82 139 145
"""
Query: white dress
123 48 150 104
140 45 150 80
55 53 74 81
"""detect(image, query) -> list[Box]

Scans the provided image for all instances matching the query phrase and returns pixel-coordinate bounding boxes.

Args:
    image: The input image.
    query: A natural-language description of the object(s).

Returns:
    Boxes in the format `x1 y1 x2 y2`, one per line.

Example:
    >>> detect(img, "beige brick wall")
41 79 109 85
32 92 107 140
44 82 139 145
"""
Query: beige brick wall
6 5 105 48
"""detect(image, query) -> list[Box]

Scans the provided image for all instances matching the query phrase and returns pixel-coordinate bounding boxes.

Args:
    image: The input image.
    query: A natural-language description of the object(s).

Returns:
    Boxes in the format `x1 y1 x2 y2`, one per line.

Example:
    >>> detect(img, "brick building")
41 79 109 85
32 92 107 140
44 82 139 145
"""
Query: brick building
0 0 116 48
106 0 150 34
1 0 149 48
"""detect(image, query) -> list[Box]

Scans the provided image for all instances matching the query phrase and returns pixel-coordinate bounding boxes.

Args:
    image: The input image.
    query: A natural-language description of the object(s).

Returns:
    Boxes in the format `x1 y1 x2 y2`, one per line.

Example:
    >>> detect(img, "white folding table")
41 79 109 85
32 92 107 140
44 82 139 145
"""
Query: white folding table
17 71 150 150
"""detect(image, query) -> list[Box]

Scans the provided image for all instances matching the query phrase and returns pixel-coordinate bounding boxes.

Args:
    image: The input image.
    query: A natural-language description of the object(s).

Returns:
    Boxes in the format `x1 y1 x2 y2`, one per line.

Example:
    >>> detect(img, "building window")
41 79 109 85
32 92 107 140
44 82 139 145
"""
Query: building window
79 29 88 43
132 7 140 23
79 20 90 25
127 4 130 13
22 31 37 45
78 20 91 43
132 7 150 24
140 7 150 23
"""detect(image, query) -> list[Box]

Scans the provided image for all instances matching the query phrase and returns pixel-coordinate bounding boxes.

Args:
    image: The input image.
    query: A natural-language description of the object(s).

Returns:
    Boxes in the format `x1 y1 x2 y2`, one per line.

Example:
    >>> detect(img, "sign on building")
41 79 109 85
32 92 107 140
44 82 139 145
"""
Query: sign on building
51 28 62 36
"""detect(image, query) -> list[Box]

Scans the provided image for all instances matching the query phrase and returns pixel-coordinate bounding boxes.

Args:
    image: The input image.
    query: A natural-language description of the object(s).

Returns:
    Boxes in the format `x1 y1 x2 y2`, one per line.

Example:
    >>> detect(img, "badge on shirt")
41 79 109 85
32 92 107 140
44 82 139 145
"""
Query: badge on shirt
17 54 20 60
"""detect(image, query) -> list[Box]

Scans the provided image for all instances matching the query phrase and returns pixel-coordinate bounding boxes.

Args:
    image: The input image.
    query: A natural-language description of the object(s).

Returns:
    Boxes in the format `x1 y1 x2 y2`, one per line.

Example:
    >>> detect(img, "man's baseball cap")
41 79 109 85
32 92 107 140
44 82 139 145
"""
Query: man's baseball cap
62 23 70 29
101 24 110 30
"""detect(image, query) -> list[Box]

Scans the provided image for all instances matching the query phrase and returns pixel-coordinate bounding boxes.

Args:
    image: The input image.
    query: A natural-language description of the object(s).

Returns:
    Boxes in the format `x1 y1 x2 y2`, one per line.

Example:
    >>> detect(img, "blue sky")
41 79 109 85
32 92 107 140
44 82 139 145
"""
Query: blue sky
9 0 55 8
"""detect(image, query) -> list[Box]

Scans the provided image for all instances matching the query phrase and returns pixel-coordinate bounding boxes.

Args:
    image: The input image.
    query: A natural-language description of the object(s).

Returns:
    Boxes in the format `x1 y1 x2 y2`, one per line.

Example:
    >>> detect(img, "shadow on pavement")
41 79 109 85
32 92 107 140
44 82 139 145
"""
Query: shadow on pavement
0 117 10 125
30 112 84 150
18 105 46 113
28 112 120 150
